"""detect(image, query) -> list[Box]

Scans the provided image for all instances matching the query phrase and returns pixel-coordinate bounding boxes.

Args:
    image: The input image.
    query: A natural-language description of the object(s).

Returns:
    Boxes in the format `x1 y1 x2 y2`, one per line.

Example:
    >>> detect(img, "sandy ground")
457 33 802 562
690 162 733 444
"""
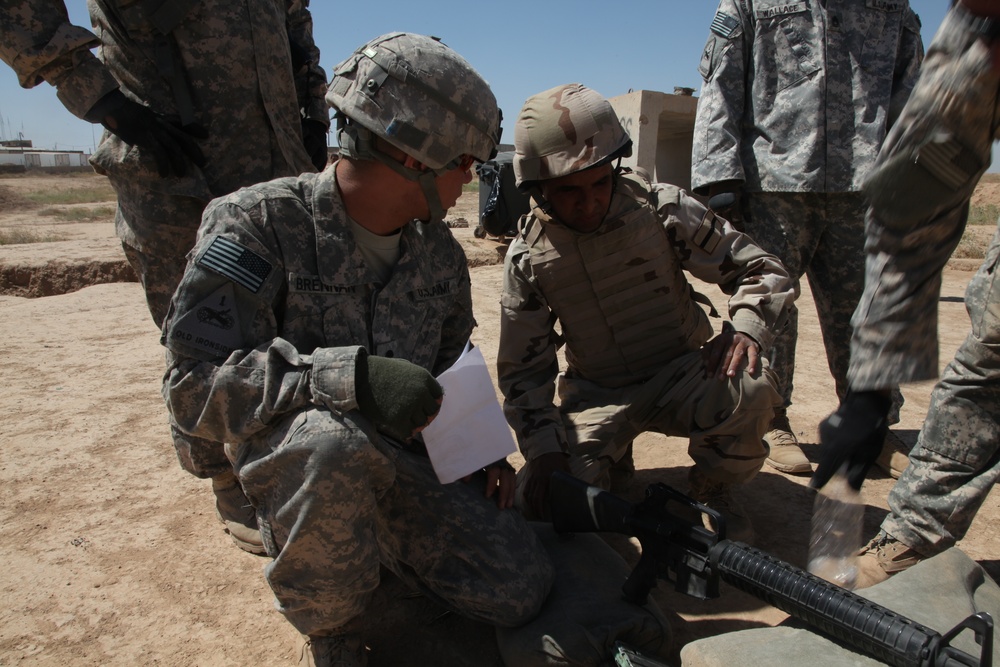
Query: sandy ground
1 173 998 666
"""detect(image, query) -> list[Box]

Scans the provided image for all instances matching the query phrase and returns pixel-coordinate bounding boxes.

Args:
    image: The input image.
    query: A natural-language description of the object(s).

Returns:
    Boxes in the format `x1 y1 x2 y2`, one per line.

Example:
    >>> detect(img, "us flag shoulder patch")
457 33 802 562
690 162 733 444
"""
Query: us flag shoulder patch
711 11 740 38
198 236 272 294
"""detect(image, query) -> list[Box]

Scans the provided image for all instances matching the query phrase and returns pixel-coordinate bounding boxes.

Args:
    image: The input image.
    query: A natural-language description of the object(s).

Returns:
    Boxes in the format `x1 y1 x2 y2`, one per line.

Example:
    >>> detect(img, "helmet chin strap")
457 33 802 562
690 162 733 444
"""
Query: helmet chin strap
339 118 448 223
416 170 447 223
525 159 625 223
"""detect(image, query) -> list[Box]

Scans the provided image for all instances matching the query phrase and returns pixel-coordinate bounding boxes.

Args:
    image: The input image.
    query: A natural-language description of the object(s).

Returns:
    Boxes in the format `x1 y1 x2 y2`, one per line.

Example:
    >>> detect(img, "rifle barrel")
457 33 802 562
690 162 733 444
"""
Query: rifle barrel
711 541 944 667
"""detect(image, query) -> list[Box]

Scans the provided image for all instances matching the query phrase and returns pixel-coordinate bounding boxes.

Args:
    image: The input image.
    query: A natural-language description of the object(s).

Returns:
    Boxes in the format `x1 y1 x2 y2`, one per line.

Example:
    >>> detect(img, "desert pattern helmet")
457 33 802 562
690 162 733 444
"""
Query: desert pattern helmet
513 83 632 188
327 32 500 170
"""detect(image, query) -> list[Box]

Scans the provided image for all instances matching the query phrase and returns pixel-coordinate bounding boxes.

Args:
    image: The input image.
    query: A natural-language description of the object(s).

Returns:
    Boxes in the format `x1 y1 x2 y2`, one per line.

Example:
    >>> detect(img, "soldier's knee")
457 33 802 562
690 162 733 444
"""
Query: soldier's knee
491 567 555 628
740 365 782 411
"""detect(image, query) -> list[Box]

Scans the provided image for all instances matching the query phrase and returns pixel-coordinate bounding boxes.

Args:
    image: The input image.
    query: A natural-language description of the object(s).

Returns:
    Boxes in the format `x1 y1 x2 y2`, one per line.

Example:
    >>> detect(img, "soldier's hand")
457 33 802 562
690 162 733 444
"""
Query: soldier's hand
525 452 571 519
464 459 517 509
812 390 892 491
85 90 207 178
301 118 329 171
355 355 443 442
701 322 760 379
707 181 744 231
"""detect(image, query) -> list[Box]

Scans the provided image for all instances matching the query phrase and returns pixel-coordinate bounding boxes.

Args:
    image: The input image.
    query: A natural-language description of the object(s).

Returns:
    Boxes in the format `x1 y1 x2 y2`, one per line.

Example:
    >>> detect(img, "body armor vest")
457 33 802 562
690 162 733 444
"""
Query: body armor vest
523 174 713 388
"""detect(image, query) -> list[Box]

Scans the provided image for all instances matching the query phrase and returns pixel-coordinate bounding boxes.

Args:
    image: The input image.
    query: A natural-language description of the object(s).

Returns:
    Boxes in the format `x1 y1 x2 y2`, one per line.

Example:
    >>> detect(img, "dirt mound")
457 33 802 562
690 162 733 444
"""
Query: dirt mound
0 238 136 298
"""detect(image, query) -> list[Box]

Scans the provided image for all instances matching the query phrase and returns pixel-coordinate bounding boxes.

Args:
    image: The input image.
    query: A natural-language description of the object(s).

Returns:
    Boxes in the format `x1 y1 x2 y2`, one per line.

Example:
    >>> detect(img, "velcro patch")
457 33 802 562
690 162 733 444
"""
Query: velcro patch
413 280 454 300
692 210 722 254
916 138 981 191
288 273 358 295
866 0 905 11
198 236 272 294
755 2 807 19
710 11 741 38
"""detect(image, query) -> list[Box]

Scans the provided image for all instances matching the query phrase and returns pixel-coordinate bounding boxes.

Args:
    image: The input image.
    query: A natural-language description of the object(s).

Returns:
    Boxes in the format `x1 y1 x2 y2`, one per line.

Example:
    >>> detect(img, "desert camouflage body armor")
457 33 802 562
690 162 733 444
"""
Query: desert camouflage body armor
523 173 714 389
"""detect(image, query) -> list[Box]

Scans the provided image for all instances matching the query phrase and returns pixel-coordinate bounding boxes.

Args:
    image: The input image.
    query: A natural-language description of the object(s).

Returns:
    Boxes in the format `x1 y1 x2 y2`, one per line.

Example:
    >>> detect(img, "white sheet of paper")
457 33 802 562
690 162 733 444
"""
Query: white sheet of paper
421 342 517 484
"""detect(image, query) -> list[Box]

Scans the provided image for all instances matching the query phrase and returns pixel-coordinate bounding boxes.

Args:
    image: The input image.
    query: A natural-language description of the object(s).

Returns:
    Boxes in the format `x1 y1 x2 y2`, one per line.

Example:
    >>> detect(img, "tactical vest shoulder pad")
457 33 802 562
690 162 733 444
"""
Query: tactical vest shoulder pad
519 209 545 249
650 182 682 215
615 171 654 205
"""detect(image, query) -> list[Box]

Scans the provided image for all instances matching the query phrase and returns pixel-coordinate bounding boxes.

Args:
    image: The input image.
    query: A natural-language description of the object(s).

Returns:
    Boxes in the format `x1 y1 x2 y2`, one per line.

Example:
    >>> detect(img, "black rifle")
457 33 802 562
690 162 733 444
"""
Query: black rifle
549 471 994 667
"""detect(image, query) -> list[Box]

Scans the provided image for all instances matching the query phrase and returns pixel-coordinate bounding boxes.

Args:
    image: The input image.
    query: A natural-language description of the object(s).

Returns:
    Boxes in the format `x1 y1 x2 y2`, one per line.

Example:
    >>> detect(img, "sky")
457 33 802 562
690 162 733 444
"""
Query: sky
3 1 988 170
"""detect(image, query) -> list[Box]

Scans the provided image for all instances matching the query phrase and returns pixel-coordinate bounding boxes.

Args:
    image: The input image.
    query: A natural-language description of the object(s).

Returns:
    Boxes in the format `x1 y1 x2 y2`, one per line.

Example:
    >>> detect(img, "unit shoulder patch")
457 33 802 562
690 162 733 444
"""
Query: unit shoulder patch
168 283 244 359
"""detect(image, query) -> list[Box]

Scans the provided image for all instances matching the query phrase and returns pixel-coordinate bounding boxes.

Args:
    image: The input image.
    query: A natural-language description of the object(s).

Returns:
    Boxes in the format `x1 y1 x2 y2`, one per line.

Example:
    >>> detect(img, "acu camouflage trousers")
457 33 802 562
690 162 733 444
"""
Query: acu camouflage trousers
743 192 904 421
113 176 230 478
229 408 555 636
555 349 781 489
861 5 1000 557
883 229 1000 556
743 192 867 407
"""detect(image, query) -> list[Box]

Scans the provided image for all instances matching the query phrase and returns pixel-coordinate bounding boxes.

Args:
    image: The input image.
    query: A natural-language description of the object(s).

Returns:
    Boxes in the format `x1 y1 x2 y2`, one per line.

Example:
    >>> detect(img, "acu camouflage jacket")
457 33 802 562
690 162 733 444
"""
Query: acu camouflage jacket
691 0 924 194
161 168 475 447
0 0 327 208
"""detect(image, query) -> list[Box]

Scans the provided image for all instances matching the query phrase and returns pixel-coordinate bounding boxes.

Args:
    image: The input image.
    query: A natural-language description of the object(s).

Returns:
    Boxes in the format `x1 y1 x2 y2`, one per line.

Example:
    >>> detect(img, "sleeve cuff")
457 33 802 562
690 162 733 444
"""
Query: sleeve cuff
53 54 120 120
310 346 364 412
731 309 772 352
520 429 567 463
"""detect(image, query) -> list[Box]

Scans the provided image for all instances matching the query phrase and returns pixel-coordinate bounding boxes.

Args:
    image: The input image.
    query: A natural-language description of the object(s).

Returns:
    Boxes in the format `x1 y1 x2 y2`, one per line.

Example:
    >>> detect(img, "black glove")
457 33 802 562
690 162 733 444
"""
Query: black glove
301 118 329 171
707 185 744 232
84 90 206 178
812 390 893 491
355 355 443 441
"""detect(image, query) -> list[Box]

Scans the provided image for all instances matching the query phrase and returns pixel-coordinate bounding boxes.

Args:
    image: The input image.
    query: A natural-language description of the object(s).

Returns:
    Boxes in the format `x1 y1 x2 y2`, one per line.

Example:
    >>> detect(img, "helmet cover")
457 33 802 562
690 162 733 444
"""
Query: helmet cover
513 83 632 187
327 32 500 169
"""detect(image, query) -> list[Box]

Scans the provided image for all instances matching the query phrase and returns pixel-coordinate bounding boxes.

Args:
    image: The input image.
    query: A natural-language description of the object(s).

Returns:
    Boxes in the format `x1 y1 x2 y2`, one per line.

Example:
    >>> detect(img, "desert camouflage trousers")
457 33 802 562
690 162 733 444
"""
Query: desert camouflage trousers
552 349 780 489
229 408 555 636
883 228 1000 556
113 176 231 478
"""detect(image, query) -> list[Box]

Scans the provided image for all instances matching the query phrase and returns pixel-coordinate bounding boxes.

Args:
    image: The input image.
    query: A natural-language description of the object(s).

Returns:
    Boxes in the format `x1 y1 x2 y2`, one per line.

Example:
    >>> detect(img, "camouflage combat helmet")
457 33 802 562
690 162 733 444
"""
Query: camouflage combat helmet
326 32 501 222
513 83 632 189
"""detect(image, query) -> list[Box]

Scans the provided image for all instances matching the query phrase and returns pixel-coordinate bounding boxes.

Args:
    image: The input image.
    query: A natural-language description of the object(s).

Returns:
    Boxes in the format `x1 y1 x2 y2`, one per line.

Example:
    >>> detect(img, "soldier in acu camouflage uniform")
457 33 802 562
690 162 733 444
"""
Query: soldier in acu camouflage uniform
691 0 924 477
160 33 554 666
815 0 1000 589
0 0 330 554
498 83 794 544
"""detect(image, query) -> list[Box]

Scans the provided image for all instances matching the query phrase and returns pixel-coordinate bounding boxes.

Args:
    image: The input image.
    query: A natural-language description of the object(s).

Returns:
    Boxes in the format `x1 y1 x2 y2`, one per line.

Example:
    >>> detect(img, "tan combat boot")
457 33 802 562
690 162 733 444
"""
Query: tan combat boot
211 469 265 555
299 633 368 667
687 467 755 544
855 530 925 589
763 409 811 474
875 431 910 479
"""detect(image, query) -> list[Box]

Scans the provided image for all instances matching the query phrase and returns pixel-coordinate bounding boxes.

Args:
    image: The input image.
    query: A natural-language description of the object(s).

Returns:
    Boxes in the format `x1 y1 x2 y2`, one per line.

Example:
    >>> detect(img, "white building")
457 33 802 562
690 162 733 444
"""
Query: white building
0 141 91 169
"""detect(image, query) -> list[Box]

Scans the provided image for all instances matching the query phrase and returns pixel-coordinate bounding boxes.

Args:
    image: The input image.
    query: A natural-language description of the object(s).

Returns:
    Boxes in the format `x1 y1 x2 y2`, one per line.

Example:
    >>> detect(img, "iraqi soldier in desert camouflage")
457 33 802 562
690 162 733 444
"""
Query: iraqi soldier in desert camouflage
815 0 1000 589
0 0 330 554
160 33 554 666
691 0 923 477
498 83 794 544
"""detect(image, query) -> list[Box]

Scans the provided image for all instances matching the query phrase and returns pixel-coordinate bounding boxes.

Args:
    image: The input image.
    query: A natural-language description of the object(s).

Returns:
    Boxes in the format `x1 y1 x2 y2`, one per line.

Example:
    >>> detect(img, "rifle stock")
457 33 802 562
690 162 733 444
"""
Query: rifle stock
548 471 993 667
